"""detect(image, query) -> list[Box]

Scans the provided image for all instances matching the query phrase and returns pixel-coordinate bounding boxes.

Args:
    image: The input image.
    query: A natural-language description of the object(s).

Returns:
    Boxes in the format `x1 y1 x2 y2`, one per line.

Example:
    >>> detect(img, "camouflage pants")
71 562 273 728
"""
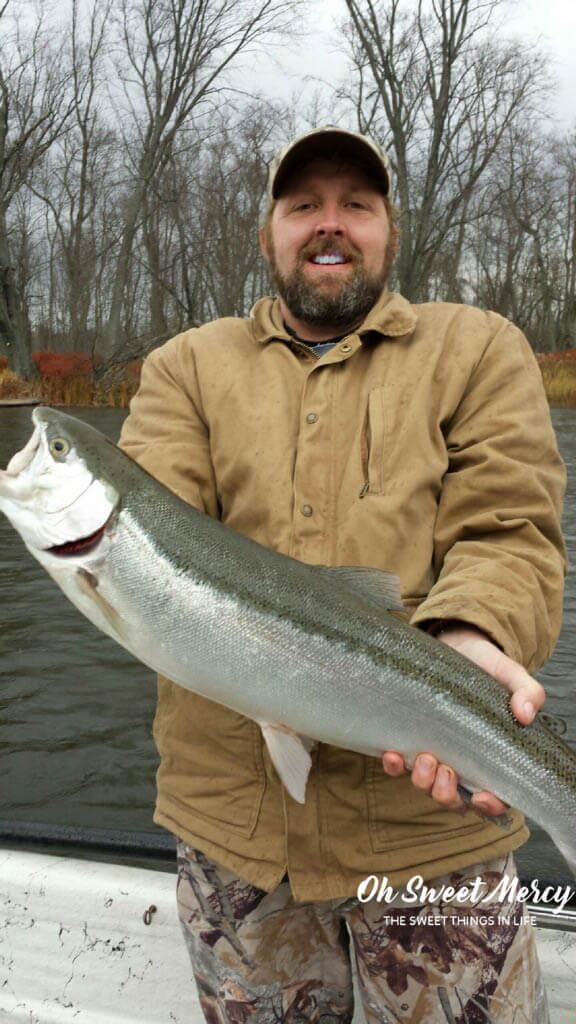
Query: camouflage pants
176 843 549 1024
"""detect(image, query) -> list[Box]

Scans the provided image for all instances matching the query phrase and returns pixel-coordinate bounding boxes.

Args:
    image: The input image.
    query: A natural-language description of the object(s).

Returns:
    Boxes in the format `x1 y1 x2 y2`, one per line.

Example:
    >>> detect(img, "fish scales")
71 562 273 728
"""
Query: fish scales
60 438 576 830
0 407 575 877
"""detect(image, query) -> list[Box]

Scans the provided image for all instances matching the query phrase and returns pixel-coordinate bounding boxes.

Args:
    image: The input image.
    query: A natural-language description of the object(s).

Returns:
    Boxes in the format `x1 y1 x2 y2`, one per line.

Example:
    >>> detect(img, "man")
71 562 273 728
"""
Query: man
120 127 565 1022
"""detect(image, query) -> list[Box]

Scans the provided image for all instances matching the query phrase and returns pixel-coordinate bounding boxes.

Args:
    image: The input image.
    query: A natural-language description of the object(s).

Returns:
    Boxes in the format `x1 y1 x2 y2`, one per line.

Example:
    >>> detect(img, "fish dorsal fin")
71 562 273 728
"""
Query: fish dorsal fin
258 721 312 804
314 566 404 612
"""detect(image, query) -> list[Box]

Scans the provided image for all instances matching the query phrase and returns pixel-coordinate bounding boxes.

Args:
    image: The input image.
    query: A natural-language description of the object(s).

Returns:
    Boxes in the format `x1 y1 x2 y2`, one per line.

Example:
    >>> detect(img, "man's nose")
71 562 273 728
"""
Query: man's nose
313 204 345 236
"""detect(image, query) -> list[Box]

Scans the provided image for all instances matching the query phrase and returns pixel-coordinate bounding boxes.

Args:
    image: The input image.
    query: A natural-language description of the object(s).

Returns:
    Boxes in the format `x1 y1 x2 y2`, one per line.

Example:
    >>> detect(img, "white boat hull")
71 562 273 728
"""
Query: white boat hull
0 849 196 1023
1 849 575 1022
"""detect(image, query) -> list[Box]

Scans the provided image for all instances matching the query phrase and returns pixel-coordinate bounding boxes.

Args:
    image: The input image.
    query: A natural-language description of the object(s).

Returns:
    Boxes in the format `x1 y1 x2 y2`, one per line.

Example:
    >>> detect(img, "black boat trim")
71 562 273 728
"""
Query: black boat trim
0 818 176 871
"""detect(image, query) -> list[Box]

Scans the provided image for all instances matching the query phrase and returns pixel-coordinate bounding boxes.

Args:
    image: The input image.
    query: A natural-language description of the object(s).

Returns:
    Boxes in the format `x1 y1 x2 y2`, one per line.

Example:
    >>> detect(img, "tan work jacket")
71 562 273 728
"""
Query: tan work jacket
119 289 566 900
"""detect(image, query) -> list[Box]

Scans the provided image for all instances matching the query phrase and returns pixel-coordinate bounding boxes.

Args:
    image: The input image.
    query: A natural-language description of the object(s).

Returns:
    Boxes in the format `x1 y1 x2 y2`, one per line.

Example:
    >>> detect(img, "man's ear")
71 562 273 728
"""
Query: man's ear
259 226 270 262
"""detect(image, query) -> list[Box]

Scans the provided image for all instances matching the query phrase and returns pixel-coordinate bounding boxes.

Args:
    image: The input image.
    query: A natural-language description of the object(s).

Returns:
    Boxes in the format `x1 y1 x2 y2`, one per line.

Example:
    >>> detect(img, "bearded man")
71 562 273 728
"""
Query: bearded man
120 127 565 1023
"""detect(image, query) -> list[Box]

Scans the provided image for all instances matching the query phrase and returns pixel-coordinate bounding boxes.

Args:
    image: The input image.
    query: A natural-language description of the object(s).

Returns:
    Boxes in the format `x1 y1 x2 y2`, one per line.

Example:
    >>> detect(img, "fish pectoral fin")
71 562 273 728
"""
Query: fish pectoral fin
76 568 127 641
258 721 312 804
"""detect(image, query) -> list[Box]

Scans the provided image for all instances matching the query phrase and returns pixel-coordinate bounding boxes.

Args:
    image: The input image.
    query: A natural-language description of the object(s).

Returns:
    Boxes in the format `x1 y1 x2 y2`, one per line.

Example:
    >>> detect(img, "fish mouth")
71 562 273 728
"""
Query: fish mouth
45 511 116 558
0 426 42 498
5 424 41 476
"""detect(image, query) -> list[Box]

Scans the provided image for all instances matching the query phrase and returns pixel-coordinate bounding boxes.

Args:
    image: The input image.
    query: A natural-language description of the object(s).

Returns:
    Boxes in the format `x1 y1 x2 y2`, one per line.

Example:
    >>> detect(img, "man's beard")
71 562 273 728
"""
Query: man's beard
267 237 391 330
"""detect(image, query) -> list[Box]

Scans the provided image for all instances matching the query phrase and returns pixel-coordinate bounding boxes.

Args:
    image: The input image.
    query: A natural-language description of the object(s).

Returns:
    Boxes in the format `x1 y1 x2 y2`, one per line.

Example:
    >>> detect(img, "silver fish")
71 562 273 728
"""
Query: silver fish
1 407 575 876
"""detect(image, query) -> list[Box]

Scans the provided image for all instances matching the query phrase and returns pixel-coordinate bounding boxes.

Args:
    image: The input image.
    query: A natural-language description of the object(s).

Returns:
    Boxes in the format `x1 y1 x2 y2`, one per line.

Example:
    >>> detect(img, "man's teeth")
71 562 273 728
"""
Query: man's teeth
312 254 346 265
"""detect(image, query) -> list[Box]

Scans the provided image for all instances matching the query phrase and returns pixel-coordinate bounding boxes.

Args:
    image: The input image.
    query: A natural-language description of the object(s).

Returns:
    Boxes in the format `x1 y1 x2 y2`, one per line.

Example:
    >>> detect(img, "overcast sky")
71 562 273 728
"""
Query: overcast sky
513 0 576 124
261 0 576 130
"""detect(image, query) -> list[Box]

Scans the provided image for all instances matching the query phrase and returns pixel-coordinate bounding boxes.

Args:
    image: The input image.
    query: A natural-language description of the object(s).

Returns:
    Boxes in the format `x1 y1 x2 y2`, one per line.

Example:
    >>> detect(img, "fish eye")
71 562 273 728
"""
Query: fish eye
49 436 71 459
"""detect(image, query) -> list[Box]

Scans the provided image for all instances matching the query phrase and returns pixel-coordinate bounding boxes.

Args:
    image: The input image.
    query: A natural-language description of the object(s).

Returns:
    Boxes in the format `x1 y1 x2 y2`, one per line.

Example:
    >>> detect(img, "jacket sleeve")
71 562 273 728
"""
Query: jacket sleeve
118 332 220 518
411 317 567 672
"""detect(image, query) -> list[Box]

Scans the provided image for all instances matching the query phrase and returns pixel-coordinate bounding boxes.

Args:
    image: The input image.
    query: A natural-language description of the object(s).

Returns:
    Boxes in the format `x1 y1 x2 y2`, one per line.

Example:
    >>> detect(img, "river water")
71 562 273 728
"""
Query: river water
1 404 575 880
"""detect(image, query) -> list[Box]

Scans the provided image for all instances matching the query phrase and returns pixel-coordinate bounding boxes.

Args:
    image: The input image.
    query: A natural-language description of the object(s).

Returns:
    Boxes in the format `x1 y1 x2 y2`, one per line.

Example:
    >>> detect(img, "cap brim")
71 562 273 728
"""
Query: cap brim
271 130 390 199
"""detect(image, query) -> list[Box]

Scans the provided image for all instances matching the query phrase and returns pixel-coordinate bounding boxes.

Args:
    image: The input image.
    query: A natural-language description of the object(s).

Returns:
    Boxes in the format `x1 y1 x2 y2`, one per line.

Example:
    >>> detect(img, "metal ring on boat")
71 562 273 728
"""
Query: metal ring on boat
143 904 157 925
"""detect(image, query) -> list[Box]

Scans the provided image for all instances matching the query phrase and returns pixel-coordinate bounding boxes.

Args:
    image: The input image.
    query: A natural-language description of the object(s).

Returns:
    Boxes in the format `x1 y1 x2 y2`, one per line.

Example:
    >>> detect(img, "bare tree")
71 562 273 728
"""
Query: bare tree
180 104 280 321
468 128 576 351
30 0 115 353
553 133 576 348
0 2 73 375
103 100 284 360
341 0 551 302
98 0 303 360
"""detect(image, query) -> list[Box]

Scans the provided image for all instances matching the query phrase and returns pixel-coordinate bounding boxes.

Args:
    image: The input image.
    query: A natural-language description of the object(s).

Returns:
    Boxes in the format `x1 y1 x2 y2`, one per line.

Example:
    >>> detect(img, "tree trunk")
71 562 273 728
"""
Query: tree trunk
0 207 35 377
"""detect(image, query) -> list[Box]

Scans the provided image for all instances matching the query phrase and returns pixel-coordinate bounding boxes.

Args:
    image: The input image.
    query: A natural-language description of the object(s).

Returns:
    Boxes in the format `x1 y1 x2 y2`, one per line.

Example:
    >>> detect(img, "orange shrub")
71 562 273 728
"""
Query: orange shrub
33 351 93 378
1 352 140 407
536 348 576 364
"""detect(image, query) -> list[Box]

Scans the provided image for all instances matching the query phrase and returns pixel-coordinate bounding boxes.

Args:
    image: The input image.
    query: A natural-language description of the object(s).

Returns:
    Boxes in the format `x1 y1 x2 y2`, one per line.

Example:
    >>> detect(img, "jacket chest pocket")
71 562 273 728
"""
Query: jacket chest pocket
361 385 395 496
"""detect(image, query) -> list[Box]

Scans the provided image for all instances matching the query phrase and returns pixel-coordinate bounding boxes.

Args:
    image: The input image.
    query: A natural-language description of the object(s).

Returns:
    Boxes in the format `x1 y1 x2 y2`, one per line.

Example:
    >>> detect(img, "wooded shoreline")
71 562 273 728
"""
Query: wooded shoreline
1 350 575 409
2 1 575 381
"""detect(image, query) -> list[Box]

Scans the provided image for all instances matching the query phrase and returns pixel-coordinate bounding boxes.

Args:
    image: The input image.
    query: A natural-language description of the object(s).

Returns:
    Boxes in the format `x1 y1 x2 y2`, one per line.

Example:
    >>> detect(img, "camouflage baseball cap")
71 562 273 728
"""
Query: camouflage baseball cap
268 125 392 199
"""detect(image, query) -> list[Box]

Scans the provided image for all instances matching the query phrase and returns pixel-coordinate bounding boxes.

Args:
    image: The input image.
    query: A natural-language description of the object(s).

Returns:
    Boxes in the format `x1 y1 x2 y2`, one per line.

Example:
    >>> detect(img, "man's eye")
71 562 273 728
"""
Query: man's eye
292 202 315 212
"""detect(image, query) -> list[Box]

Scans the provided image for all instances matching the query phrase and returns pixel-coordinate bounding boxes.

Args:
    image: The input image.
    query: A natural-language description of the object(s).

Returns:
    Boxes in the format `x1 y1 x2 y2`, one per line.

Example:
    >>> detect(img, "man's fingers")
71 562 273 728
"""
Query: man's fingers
412 753 436 790
510 689 540 725
488 649 545 724
471 790 509 817
382 749 510 818
437 627 546 726
430 764 464 811
382 751 406 776
382 631 537 816
413 755 464 811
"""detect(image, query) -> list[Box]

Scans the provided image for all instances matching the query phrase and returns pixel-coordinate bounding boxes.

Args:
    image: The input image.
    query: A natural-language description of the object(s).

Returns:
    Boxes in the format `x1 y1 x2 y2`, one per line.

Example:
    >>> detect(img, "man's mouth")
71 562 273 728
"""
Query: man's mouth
310 253 349 265
305 250 355 272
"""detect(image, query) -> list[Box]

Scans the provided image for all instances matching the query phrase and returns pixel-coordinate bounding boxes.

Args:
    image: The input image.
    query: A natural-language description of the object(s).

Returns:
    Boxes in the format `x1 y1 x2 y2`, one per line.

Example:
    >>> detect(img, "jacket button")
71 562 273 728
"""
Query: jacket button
340 342 352 353
301 504 313 517
306 412 318 424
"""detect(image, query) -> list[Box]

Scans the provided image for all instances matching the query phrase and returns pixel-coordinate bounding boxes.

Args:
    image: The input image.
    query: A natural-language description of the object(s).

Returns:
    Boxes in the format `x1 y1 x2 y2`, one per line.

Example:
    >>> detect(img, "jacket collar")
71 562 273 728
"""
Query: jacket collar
250 288 417 346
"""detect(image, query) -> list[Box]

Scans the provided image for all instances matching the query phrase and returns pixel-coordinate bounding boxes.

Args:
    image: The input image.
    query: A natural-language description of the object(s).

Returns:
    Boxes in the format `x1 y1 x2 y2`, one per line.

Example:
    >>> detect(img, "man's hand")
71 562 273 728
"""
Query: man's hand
381 624 546 816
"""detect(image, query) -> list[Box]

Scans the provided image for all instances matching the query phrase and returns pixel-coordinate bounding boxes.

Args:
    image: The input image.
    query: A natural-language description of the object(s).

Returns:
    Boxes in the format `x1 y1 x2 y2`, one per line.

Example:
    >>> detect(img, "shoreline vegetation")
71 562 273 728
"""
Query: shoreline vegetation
0 353 141 409
1 350 576 410
537 351 576 407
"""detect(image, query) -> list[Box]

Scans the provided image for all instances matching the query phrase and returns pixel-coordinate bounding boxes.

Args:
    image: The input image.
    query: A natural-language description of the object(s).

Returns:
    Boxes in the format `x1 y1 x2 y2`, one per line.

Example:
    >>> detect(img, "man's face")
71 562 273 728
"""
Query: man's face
260 158 394 333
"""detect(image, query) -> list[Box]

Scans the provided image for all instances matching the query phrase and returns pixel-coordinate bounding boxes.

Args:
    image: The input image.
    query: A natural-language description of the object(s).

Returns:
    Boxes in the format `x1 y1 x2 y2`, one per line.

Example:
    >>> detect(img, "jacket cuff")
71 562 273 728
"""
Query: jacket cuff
411 600 519 661
418 618 467 637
